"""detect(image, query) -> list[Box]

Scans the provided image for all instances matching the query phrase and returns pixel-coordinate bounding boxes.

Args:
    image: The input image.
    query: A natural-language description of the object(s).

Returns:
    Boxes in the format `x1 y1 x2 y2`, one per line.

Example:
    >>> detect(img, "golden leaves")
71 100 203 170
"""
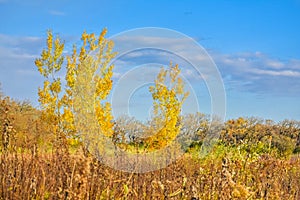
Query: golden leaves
49 79 61 94
46 30 53 54
66 46 77 90
36 28 189 153
73 29 116 138
145 62 189 150
35 30 71 148
36 31 65 78
95 103 114 137
35 28 118 141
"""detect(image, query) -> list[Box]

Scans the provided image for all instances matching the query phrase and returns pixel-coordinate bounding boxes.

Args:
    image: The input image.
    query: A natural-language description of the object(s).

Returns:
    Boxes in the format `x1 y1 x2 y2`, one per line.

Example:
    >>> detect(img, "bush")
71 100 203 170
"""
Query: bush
293 146 300 154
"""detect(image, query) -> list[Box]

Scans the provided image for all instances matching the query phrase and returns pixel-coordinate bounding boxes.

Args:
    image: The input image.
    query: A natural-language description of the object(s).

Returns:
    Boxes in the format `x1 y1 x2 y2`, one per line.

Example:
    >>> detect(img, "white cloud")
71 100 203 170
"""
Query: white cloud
110 34 300 96
0 34 45 102
113 35 300 95
16 69 39 76
49 10 66 16
1 33 300 101
214 51 300 77
0 34 42 47
0 34 43 65
213 51 300 95
251 69 300 77
265 60 284 69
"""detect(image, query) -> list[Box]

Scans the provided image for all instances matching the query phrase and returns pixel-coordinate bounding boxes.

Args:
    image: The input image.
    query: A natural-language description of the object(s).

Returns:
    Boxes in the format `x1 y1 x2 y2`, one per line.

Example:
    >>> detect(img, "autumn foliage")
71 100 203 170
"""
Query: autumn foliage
144 63 189 150
34 29 116 154
1 29 300 199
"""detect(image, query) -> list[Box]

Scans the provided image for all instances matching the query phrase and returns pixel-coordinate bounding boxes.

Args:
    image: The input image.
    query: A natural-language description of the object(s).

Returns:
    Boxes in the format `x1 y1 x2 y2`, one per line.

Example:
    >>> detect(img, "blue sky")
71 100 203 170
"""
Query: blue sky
0 0 300 121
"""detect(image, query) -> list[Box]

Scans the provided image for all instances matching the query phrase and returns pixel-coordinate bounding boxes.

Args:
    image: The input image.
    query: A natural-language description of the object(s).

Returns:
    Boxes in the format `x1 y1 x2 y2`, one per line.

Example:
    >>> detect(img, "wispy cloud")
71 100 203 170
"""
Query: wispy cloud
214 51 300 95
49 10 66 16
0 34 45 102
0 34 42 49
0 35 42 64
250 69 300 77
111 35 300 96
1 33 300 103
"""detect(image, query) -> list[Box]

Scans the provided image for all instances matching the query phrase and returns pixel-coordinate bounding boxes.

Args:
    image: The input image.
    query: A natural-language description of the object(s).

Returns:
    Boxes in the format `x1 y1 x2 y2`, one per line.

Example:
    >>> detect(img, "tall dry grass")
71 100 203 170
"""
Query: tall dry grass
1 97 300 199
1 150 299 199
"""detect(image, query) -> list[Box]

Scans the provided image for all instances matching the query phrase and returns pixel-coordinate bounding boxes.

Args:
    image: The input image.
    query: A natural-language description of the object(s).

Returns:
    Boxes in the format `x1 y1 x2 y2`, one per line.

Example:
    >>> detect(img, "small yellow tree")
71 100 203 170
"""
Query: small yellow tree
35 31 68 151
145 63 189 150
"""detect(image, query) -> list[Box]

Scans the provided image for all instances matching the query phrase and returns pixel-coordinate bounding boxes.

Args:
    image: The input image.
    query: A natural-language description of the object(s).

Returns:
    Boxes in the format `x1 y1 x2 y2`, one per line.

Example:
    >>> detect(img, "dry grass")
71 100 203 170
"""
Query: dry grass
1 97 300 199
1 150 299 199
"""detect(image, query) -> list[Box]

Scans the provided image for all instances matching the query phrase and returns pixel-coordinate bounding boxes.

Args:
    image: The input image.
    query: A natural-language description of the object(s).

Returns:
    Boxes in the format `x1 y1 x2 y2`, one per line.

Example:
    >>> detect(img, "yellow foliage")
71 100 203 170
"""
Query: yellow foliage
145 63 189 150
35 31 72 150
35 28 116 150
73 28 116 137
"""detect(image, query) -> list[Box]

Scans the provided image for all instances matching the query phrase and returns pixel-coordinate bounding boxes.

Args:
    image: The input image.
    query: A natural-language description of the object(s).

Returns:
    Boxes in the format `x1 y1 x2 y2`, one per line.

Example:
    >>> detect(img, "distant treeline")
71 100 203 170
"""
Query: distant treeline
1 94 299 156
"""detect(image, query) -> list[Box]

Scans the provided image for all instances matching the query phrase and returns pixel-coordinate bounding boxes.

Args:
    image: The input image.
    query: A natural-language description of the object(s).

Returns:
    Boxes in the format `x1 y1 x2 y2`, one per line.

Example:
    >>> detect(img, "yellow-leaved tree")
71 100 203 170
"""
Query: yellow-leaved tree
35 31 69 151
145 63 189 150
35 29 116 152
66 29 116 138
70 29 116 155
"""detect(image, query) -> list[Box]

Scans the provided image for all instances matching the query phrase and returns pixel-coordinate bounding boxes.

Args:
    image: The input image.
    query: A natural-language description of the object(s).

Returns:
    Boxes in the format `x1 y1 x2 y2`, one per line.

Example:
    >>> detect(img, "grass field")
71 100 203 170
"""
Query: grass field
1 145 299 199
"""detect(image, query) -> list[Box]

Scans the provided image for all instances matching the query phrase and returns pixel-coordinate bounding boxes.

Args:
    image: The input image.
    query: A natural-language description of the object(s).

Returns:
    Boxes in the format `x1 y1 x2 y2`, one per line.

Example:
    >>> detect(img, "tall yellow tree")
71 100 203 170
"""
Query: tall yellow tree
69 29 116 138
145 63 189 150
35 29 116 152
